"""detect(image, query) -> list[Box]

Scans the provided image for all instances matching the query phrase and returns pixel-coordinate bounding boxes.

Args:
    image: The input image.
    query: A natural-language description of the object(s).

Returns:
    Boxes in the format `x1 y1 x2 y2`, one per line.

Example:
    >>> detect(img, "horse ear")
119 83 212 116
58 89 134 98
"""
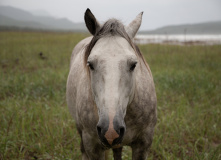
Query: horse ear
84 8 100 35
125 12 143 39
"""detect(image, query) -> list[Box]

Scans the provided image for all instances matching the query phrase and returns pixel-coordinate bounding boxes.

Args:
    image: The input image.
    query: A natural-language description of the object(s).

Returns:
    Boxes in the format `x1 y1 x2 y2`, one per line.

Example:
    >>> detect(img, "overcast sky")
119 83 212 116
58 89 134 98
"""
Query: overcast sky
0 0 221 30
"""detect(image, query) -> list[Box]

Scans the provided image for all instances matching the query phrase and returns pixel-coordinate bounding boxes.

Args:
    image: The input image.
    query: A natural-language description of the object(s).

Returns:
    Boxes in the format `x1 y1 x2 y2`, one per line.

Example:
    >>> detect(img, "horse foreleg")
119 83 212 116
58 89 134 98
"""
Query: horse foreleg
76 127 89 160
112 147 123 160
82 131 106 160
80 139 89 160
131 146 148 160
131 137 152 160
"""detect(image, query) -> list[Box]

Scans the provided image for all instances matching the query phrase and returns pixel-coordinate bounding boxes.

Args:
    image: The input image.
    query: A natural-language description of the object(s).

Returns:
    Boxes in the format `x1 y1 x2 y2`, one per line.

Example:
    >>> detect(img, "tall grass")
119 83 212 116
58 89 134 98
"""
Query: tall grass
140 44 221 159
0 31 220 160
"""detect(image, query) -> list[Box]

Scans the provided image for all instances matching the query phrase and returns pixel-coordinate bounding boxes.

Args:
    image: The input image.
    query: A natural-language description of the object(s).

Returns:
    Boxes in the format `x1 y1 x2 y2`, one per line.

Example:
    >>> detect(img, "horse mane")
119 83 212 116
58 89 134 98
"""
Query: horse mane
84 19 147 69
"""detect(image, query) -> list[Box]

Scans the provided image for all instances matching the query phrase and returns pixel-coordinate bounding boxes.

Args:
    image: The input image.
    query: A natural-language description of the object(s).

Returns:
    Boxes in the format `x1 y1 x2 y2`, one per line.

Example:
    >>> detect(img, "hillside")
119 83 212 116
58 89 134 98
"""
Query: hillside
1 5 221 34
0 14 50 29
141 21 221 35
0 6 86 31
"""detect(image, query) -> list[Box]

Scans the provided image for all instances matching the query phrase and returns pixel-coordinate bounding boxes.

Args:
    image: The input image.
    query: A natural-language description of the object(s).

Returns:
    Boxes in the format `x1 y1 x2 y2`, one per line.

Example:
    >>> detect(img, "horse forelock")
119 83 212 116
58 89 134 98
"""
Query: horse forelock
84 19 147 71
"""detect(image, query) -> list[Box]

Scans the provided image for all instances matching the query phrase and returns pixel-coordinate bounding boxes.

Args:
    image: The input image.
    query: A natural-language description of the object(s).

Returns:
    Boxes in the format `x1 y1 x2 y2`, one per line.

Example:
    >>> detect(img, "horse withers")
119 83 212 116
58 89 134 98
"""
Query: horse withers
66 8 157 160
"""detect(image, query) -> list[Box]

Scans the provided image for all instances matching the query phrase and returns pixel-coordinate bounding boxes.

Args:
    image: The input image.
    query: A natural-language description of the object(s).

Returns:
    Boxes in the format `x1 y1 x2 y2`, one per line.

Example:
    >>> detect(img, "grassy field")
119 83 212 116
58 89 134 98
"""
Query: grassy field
0 31 220 160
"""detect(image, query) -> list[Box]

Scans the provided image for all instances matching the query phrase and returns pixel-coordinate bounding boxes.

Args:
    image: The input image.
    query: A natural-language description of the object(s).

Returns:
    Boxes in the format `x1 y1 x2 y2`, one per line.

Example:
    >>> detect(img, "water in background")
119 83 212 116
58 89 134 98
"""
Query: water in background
135 34 221 45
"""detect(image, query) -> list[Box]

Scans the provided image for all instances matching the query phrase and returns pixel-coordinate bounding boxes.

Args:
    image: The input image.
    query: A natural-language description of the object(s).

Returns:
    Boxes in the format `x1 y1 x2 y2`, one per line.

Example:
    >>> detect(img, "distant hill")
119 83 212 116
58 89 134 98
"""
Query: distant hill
31 9 52 17
1 5 221 34
0 14 50 29
0 6 86 31
141 21 221 35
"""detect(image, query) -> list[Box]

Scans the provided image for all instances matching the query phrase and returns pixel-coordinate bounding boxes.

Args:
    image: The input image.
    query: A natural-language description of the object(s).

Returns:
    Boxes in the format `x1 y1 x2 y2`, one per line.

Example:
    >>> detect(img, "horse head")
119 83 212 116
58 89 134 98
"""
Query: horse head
84 9 143 147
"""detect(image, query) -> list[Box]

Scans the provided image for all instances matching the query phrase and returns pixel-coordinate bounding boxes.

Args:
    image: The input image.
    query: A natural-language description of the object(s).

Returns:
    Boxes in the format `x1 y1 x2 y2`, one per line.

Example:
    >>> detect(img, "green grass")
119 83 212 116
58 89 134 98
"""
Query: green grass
0 31 220 160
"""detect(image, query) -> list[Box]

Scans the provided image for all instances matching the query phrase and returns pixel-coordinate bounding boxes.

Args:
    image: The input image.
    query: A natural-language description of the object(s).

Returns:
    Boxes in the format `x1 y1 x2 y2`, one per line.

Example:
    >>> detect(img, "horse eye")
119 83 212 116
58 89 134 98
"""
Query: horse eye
87 62 94 70
130 62 137 71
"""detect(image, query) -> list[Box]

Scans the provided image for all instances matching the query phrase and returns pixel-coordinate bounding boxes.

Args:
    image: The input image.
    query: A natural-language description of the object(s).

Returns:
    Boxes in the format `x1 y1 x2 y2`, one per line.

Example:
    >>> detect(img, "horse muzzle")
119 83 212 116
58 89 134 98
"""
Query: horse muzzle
96 116 125 147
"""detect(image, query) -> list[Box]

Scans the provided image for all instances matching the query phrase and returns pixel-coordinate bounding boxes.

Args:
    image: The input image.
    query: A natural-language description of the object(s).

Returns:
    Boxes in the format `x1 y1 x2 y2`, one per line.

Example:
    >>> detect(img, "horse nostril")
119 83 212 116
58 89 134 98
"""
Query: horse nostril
112 126 125 146
97 119 125 146
119 127 125 137
97 126 102 136
116 126 125 136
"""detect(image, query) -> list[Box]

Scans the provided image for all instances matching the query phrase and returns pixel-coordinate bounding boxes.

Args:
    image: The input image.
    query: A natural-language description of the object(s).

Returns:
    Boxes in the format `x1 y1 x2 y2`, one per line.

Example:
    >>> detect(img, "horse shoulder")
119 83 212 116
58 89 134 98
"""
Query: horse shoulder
67 36 98 132
126 60 157 127
123 61 157 145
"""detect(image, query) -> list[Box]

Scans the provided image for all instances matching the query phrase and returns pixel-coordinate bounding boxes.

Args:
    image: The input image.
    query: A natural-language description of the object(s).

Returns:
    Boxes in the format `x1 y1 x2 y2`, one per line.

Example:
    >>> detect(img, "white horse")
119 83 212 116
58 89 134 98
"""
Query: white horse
66 9 157 160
